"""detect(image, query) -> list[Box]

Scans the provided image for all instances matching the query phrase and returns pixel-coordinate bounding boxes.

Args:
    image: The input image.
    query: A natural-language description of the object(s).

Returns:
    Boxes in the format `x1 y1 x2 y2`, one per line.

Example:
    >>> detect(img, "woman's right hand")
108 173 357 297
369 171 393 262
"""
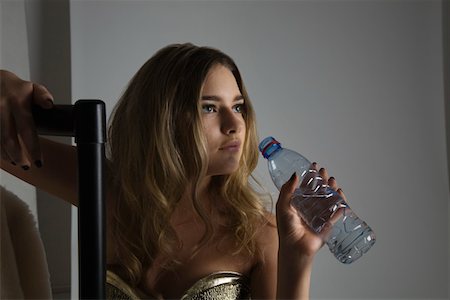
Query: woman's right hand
0 70 54 169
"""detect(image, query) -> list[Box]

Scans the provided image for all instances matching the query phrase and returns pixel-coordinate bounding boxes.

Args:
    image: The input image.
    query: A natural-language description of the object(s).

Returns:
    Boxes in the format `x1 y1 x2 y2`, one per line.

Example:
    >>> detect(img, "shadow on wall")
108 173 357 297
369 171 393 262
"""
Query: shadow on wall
25 0 73 297
443 0 450 189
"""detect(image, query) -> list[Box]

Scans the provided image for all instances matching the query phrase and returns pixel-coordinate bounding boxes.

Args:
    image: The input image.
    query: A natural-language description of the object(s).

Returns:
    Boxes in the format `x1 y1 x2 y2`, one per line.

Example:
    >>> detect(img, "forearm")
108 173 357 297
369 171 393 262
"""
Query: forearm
1 137 78 206
277 248 314 300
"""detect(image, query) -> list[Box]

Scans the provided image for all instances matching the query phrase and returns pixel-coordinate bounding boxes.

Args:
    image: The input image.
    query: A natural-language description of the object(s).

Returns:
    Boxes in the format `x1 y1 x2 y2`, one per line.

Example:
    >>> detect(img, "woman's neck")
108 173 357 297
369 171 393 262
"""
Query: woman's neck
171 175 214 223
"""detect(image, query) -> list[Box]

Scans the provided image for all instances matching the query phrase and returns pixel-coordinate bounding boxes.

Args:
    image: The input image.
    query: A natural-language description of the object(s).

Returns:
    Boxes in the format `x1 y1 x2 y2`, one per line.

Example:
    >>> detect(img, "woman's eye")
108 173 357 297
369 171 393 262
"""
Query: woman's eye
202 104 216 113
233 104 245 113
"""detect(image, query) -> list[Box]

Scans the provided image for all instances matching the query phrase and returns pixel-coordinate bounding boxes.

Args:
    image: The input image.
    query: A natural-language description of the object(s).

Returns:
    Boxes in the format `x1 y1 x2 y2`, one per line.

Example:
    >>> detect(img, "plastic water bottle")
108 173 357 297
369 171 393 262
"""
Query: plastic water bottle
259 136 375 264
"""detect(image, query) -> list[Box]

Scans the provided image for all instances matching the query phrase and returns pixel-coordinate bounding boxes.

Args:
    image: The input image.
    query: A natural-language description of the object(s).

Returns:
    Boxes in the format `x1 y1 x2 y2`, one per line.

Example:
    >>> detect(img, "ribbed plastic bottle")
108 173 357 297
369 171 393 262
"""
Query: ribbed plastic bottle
259 136 375 264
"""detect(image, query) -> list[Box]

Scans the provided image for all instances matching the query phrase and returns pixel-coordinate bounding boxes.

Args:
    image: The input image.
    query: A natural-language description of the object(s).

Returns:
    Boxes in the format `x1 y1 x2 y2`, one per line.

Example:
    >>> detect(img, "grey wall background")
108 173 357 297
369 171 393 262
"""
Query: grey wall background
1 0 448 299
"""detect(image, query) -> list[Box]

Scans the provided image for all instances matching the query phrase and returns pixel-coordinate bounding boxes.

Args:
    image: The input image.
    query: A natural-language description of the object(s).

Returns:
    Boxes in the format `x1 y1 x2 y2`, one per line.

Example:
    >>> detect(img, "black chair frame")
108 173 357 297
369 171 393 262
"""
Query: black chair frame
33 100 106 299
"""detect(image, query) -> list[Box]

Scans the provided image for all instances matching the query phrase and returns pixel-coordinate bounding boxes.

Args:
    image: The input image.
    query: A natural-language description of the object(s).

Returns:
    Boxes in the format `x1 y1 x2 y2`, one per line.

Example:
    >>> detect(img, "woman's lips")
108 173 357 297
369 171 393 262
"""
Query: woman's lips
219 140 241 152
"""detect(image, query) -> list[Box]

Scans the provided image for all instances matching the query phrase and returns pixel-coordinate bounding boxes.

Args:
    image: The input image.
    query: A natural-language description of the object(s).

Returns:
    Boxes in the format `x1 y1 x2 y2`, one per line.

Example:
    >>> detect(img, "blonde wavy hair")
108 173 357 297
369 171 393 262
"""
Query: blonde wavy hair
107 43 268 286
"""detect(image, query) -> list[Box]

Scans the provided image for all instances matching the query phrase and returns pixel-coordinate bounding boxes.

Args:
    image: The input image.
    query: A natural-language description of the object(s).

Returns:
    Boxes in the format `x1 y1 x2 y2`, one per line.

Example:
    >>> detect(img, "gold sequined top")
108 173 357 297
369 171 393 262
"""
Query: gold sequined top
106 270 251 300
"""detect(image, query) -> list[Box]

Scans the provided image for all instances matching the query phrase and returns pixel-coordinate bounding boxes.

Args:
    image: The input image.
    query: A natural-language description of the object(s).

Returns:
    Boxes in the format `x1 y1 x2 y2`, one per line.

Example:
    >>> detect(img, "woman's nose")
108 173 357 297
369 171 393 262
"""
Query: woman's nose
221 109 243 135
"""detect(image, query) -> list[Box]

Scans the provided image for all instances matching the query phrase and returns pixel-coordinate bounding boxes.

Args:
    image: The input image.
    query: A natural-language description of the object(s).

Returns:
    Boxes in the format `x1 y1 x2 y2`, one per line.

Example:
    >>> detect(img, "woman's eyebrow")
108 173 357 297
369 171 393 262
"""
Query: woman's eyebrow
201 95 244 101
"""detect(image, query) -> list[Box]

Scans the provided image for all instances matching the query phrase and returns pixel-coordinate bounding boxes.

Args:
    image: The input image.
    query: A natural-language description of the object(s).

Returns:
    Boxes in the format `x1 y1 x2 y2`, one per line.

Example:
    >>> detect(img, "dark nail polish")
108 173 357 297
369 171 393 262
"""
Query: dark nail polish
45 99 54 109
35 160 42 168
22 165 30 171
290 172 297 181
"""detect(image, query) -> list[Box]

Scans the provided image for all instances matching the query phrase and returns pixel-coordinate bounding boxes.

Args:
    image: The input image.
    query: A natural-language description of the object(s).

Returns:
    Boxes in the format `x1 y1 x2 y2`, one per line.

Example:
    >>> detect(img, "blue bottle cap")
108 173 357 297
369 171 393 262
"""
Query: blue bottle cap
258 136 282 159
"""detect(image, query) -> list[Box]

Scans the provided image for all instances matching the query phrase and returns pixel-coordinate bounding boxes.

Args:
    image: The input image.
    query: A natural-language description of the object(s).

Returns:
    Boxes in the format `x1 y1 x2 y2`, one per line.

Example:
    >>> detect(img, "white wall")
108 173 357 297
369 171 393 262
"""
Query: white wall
70 1 448 299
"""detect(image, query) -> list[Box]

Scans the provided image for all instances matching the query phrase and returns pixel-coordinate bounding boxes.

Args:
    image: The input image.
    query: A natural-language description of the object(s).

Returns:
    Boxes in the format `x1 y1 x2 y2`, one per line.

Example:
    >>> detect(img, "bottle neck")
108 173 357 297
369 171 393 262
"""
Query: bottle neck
262 142 282 159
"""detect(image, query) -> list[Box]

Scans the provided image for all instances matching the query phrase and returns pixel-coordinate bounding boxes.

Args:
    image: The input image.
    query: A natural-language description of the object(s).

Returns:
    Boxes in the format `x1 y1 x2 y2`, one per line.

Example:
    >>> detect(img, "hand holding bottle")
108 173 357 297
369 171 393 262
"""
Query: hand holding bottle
260 136 375 264
275 162 348 299
276 162 347 258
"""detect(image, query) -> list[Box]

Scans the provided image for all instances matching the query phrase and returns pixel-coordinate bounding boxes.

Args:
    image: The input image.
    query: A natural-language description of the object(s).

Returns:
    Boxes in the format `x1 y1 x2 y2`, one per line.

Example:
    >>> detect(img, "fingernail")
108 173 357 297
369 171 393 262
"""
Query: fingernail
34 160 42 168
22 165 30 171
44 99 54 109
11 161 17 166
290 172 297 181
329 176 335 181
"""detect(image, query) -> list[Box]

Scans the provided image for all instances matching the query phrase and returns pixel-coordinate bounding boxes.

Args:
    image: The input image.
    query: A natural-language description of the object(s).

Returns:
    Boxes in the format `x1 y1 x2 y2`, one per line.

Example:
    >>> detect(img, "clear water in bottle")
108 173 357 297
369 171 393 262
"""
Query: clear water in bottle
259 136 375 264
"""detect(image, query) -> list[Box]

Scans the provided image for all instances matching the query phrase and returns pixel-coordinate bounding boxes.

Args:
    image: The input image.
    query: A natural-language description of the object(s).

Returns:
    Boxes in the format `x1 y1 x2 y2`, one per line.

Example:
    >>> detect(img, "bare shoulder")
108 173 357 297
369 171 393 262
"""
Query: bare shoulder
255 211 277 246
252 211 278 271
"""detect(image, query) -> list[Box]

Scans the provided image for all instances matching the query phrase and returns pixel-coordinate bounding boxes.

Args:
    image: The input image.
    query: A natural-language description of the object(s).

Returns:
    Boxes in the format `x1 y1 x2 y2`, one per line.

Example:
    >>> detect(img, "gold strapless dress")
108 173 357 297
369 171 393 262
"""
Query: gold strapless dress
106 270 251 300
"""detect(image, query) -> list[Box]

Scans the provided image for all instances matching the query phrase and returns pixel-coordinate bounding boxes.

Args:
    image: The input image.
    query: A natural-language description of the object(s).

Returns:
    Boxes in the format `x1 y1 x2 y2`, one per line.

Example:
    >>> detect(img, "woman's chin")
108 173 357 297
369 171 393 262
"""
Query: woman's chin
207 164 240 177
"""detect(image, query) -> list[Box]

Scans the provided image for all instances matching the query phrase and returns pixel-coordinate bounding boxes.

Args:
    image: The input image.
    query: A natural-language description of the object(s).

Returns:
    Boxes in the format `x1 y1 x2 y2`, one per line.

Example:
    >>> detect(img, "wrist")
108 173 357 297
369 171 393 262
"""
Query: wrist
278 248 314 273
277 248 314 299
278 241 317 262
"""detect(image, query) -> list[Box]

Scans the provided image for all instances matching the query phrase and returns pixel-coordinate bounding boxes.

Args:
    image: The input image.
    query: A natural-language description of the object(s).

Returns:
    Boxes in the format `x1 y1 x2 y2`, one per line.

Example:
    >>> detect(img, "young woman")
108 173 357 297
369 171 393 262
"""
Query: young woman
0 43 345 299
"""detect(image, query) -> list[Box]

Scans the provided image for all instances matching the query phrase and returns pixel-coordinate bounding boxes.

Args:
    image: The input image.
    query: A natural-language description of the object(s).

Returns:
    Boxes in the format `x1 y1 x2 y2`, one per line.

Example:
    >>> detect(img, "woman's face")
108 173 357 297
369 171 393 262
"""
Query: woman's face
200 64 246 176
